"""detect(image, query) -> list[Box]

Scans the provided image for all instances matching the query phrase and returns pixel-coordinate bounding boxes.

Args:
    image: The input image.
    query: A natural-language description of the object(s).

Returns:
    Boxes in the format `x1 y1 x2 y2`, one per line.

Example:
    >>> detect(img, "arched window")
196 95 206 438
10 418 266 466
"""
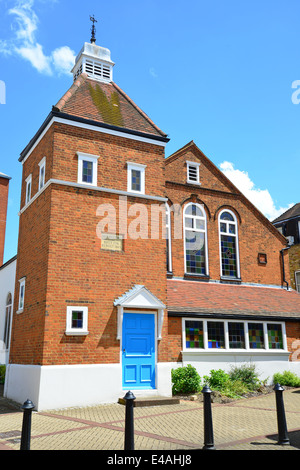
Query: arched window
166 204 172 273
219 210 240 278
184 203 208 275
3 293 12 350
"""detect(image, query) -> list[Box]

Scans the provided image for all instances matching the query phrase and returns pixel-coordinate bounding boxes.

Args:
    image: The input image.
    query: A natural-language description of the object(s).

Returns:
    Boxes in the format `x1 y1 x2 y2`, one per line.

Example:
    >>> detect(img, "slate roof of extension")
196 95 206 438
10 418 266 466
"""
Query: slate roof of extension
272 203 300 224
167 279 300 319
54 73 168 139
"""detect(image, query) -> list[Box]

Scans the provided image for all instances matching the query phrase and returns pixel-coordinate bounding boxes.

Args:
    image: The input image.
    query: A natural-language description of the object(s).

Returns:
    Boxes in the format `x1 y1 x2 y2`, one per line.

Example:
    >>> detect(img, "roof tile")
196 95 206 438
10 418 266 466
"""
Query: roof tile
55 74 167 138
167 279 300 319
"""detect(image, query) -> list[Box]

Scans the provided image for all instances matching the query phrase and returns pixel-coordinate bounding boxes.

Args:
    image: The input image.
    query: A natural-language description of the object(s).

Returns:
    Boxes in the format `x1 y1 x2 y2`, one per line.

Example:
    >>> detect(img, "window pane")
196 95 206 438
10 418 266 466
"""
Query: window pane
220 222 226 233
228 322 245 349
267 324 283 349
82 161 93 183
248 323 265 349
72 311 83 329
229 224 236 234
196 219 205 230
221 235 237 277
207 321 225 349
185 204 203 217
296 272 300 293
220 211 234 221
185 217 194 229
19 285 24 309
131 169 141 191
185 321 204 348
185 231 206 274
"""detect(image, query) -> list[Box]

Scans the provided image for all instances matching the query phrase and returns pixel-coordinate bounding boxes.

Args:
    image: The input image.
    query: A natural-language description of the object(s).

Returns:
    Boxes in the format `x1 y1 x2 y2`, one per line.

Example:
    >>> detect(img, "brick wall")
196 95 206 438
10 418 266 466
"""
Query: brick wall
289 244 300 290
10 123 168 366
165 146 289 286
0 177 9 266
168 316 182 362
52 122 166 197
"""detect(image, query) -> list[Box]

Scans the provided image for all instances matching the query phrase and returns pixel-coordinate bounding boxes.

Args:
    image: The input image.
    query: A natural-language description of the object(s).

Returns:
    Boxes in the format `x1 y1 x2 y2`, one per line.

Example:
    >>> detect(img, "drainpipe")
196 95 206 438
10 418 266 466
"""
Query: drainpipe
280 246 291 290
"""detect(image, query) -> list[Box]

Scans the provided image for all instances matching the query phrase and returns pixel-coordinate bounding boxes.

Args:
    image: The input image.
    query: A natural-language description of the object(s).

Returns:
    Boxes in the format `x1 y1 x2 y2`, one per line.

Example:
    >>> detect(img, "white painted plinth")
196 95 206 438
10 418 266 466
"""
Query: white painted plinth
4 362 176 411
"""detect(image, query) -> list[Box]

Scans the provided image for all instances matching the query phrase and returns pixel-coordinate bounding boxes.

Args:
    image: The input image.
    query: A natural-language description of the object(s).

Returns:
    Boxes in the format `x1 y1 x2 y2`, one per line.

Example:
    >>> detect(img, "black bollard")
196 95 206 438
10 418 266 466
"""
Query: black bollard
124 391 136 450
202 385 215 450
20 399 35 451
274 383 290 445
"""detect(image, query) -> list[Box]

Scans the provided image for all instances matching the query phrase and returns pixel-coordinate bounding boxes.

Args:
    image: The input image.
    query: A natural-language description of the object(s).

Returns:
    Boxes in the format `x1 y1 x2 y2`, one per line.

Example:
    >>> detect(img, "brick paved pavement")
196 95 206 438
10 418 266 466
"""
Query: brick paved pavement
0 389 299 452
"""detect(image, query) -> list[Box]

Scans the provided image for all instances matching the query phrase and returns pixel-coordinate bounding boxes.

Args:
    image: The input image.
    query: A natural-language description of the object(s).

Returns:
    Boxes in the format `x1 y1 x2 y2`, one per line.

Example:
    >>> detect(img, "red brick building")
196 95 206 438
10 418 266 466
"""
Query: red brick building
0 172 10 266
5 39 300 410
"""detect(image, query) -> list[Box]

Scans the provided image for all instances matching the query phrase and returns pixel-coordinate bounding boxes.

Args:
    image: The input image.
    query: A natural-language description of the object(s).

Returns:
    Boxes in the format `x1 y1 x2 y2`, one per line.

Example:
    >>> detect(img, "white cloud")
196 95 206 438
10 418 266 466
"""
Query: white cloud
51 46 76 75
18 42 52 74
2 0 75 75
219 161 294 221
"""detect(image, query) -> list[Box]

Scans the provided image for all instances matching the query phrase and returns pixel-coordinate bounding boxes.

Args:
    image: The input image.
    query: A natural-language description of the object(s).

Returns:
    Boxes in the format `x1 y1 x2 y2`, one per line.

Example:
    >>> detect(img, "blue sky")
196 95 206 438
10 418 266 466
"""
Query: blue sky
0 0 300 263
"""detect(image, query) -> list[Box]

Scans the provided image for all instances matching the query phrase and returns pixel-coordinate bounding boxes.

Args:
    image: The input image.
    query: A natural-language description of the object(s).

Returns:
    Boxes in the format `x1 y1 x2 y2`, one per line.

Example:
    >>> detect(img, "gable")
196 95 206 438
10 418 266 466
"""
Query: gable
165 141 288 245
165 141 239 194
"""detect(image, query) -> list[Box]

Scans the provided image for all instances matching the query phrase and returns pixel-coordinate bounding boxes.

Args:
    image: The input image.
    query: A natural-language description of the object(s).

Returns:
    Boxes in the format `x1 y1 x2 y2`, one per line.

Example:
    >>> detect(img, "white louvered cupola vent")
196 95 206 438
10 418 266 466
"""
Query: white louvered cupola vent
72 42 115 83
85 59 111 80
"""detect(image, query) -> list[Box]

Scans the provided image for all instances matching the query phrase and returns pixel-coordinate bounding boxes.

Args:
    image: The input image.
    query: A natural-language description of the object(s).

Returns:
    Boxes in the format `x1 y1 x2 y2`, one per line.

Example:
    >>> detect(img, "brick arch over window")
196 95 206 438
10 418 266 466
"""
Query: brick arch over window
214 205 242 224
180 196 211 220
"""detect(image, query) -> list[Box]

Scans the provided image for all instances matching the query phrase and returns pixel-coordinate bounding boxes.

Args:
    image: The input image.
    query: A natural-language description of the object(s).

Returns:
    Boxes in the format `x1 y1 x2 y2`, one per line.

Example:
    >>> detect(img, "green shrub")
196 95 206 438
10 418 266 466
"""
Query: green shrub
0 365 5 384
273 371 300 388
218 379 250 399
229 364 260 391
203 369 230 391
171 364 201 395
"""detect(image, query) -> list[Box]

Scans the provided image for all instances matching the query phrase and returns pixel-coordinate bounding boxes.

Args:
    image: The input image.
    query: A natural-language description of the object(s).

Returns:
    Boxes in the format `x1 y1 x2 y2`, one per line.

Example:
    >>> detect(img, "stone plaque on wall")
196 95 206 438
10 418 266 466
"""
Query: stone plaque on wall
101 234 123 252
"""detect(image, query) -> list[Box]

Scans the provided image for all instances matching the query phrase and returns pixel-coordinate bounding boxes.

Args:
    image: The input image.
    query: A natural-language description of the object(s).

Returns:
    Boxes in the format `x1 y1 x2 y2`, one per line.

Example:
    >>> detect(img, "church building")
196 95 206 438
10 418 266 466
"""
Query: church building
5 29 300 411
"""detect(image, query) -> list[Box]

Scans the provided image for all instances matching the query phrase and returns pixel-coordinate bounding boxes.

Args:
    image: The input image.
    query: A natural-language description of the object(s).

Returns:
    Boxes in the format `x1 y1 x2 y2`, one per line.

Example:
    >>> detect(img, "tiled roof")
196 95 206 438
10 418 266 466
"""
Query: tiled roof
272 203 300 223
167 279 300 319
54 73 168 139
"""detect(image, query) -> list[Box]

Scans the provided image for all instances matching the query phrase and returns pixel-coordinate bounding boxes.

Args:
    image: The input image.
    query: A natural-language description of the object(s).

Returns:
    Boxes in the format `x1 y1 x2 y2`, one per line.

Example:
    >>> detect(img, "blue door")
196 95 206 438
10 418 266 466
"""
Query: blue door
122 313 155 389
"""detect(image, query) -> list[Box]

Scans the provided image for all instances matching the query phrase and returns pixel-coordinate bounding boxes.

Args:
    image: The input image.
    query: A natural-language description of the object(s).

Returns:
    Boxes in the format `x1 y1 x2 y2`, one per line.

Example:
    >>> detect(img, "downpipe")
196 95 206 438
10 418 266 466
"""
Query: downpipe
280 246 291 291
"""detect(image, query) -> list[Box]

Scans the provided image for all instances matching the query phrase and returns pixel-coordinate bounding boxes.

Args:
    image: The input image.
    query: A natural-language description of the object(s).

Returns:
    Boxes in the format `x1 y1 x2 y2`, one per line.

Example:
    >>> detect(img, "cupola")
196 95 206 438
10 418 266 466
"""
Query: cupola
71 16 115 83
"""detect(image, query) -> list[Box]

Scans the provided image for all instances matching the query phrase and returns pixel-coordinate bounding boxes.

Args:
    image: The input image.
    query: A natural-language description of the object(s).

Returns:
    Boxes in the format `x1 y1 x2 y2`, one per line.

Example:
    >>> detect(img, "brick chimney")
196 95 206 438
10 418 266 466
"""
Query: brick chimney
0 172 10 266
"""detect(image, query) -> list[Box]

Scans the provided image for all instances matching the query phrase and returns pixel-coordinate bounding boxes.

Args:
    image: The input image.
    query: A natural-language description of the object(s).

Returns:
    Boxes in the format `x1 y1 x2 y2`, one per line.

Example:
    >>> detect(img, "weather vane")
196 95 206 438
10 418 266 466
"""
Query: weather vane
90 15 98 44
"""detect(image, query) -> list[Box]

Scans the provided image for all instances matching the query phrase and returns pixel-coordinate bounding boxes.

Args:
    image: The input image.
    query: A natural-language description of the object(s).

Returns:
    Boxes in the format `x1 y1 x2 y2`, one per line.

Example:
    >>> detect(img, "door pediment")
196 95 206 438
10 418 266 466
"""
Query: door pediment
114 285 166 340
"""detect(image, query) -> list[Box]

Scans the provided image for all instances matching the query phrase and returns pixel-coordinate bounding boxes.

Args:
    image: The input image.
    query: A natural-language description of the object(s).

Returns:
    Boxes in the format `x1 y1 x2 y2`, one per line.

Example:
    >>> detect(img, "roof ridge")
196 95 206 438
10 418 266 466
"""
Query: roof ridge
272 202 300 223
165 141 195 162
55 73 89 111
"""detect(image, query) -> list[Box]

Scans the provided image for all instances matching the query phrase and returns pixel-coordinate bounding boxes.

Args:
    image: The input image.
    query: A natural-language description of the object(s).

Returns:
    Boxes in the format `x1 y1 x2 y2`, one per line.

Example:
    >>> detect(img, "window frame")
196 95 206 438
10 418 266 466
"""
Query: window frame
17 278 26 313
77 152 99 187
295 270 300 293
65 306 89 336
218 209 240 279
25 175 32 205
186 161 201 185
3 293 12 350
182 317 287 353
183 202 209 276
127 162 146 194
38 157 46 191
